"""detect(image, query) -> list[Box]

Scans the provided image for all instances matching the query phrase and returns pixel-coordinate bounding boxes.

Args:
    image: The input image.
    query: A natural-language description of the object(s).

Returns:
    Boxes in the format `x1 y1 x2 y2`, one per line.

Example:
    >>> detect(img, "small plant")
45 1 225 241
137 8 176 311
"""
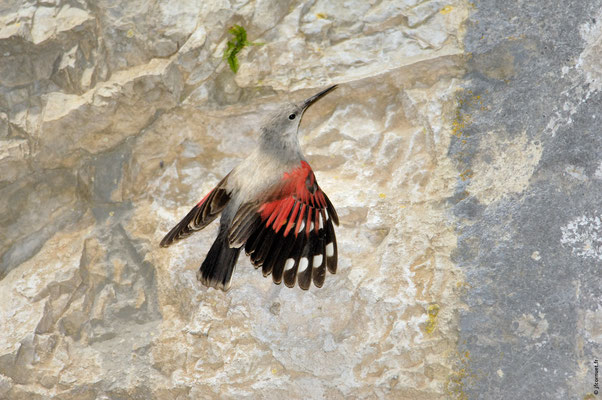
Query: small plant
223 25 263 74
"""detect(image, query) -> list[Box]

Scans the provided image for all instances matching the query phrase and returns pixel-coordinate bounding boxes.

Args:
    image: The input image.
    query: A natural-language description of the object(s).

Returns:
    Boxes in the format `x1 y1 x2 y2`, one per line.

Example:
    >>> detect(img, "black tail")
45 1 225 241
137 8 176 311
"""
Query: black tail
197 233 241 291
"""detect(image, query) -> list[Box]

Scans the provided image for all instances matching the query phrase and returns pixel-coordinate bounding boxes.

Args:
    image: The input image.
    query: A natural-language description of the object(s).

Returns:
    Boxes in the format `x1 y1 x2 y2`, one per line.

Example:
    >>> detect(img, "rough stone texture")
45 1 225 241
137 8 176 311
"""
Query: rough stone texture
0 0 600 399
453 1 602 399
0 0 469 398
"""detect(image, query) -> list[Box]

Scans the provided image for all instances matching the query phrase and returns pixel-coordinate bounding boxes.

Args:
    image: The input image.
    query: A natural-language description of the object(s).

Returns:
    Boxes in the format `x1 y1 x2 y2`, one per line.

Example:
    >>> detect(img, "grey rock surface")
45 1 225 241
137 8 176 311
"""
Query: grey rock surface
454 1 602 399
0 0 600 399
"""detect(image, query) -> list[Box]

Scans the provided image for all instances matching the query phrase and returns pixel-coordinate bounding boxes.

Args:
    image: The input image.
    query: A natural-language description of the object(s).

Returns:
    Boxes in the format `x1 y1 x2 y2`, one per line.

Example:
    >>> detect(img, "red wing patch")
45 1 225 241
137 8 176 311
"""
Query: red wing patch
229 161 338 290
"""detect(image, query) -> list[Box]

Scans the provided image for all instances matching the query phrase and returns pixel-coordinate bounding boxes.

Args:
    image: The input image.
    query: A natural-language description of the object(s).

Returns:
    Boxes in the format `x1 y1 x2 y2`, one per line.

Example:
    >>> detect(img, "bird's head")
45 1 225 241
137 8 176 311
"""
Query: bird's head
286 84 338 132
260 85 337 154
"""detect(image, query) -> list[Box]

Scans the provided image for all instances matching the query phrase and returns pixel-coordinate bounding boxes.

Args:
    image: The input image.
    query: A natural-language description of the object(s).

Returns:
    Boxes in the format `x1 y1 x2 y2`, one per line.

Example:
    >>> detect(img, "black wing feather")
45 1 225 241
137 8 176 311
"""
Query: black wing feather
160 175 231 247
229 165 338 289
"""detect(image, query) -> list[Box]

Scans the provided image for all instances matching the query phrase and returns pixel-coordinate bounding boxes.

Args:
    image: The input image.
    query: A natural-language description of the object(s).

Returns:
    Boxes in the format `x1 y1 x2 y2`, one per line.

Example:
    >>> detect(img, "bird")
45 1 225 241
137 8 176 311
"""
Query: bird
160 85 339 291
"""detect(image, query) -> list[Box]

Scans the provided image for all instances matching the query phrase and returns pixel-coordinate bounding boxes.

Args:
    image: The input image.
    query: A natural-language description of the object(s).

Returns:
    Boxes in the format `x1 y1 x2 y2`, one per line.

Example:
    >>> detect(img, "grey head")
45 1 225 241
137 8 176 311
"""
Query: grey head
259 85 337 159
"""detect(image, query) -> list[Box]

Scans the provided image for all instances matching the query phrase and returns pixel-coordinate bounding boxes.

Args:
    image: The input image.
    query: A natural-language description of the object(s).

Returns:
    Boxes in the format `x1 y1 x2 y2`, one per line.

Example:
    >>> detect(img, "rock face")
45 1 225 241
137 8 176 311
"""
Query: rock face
0 0 599 399
454 1 602 399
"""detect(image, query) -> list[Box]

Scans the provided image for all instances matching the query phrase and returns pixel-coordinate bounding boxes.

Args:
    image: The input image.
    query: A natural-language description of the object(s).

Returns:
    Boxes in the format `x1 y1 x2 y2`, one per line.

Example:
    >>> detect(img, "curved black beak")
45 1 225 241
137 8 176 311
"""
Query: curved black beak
302 85 338 110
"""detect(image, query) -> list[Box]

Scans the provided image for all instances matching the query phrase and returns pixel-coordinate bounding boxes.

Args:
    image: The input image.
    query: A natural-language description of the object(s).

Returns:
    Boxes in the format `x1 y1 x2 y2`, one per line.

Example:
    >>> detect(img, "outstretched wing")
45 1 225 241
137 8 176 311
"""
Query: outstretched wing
160 174 231 247
228 161 339 290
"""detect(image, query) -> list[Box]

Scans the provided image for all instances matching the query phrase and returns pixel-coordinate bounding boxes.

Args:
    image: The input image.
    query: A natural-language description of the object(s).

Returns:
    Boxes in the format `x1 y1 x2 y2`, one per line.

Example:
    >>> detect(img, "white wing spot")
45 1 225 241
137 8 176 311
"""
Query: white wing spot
298 258 309 274
325 210 330 221
298 219 305 233
319 216 324 230
310 222 314 231
313 254 323 266
284 258 295 271
326 243 334 257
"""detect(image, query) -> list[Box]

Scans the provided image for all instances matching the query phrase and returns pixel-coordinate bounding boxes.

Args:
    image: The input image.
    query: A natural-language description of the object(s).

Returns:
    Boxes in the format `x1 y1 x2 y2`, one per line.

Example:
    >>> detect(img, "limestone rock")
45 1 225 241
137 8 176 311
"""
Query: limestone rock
1 0 599 399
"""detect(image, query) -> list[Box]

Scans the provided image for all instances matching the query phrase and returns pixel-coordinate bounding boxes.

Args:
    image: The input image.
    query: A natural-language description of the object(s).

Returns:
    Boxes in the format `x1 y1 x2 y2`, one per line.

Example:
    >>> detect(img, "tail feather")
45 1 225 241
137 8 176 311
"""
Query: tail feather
198 234 241 291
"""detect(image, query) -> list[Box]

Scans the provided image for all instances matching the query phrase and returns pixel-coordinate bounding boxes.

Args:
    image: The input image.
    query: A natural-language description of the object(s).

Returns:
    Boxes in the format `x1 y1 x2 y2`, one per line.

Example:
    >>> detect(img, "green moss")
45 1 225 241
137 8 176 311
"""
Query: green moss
223 25 263 74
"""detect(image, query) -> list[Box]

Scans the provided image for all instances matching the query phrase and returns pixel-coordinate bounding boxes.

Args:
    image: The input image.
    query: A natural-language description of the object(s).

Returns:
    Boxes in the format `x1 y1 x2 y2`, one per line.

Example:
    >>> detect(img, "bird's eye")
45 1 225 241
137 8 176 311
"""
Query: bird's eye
288 113 296 120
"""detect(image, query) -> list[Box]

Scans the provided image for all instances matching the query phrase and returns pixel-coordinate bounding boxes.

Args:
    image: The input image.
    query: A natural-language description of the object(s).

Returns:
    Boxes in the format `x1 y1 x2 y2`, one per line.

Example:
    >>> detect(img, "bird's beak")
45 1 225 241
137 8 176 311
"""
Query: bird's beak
302 85 338 110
